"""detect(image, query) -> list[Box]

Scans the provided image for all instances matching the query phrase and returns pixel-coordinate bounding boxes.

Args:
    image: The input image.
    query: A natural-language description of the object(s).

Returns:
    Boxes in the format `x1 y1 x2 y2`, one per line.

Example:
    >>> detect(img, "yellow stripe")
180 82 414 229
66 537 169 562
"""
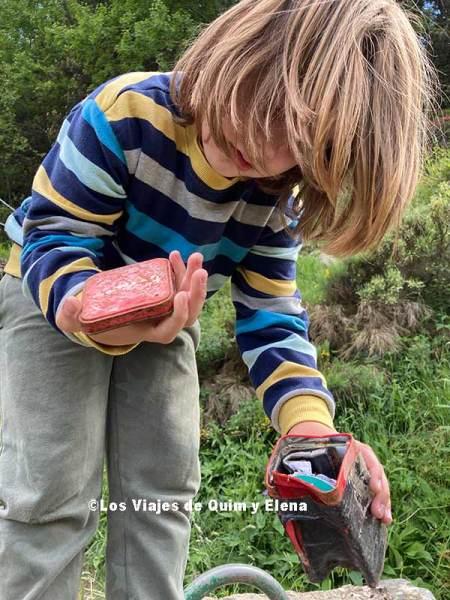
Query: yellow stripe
237 267 297 296
3 242 22 278
255 361 327 400
278 395 334 434
106 90 182 145
185 124 242 190
39 256 100 317
33 165 123 225
95 72 157 111
71 330 140 356
106 90 240 191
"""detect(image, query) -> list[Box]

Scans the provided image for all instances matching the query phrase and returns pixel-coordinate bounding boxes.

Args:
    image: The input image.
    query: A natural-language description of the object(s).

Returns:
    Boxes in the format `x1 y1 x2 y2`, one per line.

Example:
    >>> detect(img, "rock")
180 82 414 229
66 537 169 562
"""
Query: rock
203 579 436 600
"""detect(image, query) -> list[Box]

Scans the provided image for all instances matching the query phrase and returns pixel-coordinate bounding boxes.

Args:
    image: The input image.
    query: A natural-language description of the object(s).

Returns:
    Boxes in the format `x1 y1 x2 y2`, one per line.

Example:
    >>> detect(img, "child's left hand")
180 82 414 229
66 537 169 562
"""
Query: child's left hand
287 421 393 526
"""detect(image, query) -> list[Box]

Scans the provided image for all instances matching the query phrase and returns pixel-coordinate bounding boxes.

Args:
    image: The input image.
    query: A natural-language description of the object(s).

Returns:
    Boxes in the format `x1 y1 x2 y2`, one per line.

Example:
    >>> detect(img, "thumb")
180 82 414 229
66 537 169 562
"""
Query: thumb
56 296 82 332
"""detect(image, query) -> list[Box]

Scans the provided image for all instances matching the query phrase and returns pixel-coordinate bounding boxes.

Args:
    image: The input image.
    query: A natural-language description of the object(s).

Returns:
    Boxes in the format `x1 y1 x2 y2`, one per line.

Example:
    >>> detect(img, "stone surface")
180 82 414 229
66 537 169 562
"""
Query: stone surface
203 579 436 600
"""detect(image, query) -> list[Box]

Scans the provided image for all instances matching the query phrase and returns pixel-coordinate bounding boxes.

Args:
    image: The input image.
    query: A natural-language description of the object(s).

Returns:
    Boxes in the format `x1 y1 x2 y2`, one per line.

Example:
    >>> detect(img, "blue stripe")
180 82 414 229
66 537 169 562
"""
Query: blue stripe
4 214 24 246
81 99 126 164
243 251 297 279
22 234 104 259
125 202 248 263
129 177 263 247
57 123 126 198
242 333 316 370
236 310 308 336
22 247 98 301
20 196 32 213
249 347 319 389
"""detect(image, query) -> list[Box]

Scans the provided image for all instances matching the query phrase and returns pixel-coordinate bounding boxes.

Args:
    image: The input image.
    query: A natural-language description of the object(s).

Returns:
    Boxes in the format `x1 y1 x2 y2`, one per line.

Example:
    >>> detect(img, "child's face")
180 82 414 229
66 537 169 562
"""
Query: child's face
199 118 297 179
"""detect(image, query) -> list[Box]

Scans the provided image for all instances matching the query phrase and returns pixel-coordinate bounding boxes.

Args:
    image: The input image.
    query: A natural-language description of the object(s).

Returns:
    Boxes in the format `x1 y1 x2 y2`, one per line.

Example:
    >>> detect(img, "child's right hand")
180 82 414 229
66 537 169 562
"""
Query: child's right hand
55 251 208 346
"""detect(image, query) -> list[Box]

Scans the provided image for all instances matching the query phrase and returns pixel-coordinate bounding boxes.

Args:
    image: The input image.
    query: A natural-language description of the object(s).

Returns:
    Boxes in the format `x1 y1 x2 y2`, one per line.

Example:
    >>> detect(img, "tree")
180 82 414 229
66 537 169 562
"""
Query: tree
0 0 448 216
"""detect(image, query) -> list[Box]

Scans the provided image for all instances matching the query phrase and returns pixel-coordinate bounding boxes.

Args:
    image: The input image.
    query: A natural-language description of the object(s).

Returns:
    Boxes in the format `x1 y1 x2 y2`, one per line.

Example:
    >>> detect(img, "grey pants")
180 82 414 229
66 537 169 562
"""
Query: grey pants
0 273 202 600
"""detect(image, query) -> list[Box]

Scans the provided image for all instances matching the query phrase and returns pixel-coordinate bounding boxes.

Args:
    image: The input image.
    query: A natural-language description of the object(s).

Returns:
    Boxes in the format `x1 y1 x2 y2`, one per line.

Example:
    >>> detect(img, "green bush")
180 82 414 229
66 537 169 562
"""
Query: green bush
0 0 230 205
328 154 450 311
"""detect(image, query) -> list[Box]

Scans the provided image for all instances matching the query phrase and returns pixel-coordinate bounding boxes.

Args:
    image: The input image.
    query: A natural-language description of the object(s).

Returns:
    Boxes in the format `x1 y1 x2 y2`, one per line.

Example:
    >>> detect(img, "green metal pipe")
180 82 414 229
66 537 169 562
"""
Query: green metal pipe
184 563 290 600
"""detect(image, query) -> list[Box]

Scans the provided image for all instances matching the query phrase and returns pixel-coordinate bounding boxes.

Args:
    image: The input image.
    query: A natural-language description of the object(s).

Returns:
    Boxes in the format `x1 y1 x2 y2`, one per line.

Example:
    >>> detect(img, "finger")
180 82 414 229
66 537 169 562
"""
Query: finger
369 468 391 523
384 502 393 524
357 442 391 522
169 251 203 292
169 250 187 290
358 443 384 493
186 268 208 326
377 470 392 524
56 296 82 332
146 290 189 342
181 252 203 292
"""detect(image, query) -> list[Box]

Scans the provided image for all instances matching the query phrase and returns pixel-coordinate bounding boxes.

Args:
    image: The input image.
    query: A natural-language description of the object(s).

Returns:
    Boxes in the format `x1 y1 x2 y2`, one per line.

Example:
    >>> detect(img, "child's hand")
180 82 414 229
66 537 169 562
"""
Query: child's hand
55 251 208 346
287 421 393 526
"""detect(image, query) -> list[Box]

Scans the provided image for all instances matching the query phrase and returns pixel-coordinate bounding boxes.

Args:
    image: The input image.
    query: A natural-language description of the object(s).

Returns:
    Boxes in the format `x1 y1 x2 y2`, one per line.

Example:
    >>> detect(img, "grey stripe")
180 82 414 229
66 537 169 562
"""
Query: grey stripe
270 390 336 433
231 284 307 316
265 207 289 234
112 241 136 265
124 148 140 174
22 216 113 237
206 273 230 294
124 149 279 229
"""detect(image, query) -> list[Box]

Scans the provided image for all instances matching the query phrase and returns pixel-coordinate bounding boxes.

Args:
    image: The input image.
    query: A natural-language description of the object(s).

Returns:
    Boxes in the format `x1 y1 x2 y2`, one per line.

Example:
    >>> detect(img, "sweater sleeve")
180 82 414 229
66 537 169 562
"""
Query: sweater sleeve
19 73 149 355
230 207 335 433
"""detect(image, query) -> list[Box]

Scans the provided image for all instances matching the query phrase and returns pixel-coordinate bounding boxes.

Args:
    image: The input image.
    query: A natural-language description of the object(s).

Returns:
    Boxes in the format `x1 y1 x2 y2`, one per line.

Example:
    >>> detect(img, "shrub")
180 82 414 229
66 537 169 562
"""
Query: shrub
310 150 450 357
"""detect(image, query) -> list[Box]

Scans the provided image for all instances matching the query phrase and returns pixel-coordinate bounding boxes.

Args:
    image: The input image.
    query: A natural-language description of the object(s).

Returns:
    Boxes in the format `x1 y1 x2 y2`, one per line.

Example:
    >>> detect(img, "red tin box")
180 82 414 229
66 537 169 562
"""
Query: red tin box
79 258 176 334
265 433 387 587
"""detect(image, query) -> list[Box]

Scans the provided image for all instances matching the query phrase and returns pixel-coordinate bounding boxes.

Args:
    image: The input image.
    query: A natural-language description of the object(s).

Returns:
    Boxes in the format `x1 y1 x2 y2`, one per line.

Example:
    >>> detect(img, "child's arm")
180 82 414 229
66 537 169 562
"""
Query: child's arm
20 73 149 355
230 208 334 435
231 210 392 524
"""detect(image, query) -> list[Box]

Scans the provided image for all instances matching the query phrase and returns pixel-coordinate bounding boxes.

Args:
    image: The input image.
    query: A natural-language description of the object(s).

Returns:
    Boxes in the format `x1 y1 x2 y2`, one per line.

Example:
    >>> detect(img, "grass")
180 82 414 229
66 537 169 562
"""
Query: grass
296 250 346 306
0 240 11 261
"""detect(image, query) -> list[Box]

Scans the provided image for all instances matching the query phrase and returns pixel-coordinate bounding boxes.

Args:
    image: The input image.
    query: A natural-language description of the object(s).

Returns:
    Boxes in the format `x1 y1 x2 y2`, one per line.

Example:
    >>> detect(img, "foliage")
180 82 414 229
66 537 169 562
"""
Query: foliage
0 0 231 205
295 251 347 306
309 149 450 358
0 0 448 207
399 0 450 104
345 179 449 313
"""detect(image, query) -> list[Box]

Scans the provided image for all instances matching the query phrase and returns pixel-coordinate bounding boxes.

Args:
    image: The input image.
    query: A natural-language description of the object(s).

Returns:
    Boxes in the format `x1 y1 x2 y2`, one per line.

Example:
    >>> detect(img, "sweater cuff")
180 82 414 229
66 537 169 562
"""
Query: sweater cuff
70 290 140 356
278 395 334 435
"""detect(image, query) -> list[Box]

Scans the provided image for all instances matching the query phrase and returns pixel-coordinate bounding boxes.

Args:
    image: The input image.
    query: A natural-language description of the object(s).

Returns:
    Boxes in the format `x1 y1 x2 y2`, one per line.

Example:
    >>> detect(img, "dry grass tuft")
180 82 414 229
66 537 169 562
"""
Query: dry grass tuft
79 570 104 600
310 300 432 358
201 344 254 426
309 304 353 348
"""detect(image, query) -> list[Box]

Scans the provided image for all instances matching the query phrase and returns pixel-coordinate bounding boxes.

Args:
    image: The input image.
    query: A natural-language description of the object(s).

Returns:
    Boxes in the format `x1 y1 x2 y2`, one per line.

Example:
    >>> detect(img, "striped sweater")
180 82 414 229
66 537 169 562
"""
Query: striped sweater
3 71 335 433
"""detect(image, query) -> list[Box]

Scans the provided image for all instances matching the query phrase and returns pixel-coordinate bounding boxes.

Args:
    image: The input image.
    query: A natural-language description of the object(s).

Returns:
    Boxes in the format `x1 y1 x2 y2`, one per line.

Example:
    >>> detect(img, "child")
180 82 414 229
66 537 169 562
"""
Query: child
0 0 436 598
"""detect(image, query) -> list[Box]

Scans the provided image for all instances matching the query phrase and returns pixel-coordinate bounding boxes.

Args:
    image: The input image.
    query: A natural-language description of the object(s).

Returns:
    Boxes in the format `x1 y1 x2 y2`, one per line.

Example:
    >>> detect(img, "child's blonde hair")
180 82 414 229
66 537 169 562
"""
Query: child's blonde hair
170 0 440 257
